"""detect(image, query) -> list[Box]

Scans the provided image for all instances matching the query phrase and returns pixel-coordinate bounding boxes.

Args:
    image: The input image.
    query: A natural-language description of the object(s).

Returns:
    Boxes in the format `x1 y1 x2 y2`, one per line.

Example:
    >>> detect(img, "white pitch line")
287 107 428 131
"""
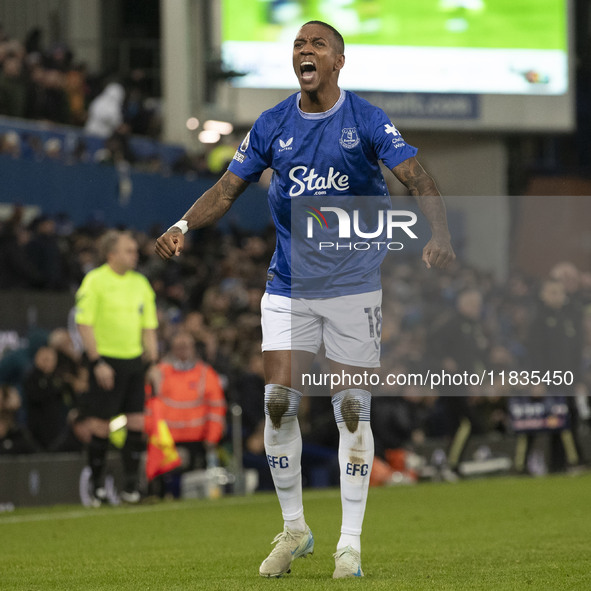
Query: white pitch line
0 490 337 525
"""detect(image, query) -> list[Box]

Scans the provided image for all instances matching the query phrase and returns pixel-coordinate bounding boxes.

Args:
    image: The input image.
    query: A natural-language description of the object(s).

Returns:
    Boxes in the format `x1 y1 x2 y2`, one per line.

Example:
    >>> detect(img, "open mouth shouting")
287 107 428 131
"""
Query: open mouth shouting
300 61 317 83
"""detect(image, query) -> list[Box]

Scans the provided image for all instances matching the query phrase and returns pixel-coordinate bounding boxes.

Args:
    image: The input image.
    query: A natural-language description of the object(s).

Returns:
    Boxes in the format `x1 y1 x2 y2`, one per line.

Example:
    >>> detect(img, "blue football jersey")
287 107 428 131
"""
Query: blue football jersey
228 90 418 298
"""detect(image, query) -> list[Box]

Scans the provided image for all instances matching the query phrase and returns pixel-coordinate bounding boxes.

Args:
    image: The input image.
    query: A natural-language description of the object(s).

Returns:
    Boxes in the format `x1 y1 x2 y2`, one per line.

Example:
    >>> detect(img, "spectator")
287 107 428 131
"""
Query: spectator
528 278 583 385
0 384 38 454
34 68 70 124
183 310 223 367
371 363 433 458
49 407 93 453
64 63 89 126
67 233 100 286
0 328 48 394
48 328 88 408
44 42 72 72
23 346 69 450
123 68 156 136
24 27 43 55
24 59 46 119
84 82 126 138
100 127 135 164
0 54 27 117
516 277 585 472
0 130 22 157
43 137 63 160
0 220 45 289
26 215 66 290
429 288 490 476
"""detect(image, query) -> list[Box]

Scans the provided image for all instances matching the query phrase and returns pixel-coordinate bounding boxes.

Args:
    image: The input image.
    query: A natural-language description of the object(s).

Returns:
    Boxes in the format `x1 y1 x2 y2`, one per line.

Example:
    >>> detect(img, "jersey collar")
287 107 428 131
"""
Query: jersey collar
296 89 346 120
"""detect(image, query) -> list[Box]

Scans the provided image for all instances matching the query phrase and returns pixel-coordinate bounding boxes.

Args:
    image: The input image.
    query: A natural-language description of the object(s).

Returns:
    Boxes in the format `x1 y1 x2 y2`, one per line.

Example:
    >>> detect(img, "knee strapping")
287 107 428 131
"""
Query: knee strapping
264 384 302 429
332 389 372 433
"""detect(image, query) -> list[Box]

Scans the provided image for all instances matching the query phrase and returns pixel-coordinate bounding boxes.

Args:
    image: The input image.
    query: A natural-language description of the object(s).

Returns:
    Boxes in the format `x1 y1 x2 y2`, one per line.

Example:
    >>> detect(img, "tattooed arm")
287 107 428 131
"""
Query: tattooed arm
155 170 249 260
391 157 455 269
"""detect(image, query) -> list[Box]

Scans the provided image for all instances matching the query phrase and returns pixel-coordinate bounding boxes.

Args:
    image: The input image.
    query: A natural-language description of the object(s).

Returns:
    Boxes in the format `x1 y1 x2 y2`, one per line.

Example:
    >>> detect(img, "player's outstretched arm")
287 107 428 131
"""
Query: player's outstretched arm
155 170 249 260
391 157 456 270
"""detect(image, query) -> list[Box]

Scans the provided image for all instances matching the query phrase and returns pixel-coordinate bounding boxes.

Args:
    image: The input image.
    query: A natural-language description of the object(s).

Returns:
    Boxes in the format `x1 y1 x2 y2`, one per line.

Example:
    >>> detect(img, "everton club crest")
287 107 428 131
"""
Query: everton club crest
339 127 359 149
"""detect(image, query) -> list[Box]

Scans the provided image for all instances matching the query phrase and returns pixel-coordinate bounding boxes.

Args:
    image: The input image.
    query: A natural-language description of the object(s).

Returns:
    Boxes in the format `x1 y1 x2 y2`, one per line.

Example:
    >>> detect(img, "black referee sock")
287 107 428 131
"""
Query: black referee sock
88 435 110 490
122 429 145 492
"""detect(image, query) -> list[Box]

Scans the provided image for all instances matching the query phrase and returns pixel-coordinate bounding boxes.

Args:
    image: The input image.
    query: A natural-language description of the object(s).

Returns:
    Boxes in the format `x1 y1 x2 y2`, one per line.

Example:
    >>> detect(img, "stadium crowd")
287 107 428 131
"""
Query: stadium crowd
0 23 229 178
0 23 159 134
1 204 591 486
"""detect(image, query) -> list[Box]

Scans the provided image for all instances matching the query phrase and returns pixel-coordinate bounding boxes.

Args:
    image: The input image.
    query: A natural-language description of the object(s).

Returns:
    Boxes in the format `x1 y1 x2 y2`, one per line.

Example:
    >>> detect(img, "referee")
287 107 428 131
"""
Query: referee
75 230 158 505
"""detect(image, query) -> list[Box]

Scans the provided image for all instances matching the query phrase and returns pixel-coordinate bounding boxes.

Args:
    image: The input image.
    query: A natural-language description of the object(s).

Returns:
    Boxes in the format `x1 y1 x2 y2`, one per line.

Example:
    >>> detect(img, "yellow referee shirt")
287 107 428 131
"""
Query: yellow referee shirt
75 264 158 359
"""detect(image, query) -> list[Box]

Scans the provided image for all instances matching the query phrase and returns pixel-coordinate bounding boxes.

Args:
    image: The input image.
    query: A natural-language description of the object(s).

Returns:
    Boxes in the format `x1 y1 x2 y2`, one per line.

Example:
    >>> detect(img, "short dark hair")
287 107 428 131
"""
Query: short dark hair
301 20 345 54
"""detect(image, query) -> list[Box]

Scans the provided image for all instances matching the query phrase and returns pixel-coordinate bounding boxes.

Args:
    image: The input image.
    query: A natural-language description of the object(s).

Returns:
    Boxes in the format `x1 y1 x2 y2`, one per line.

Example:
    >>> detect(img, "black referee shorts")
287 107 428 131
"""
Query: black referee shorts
84 356 146 420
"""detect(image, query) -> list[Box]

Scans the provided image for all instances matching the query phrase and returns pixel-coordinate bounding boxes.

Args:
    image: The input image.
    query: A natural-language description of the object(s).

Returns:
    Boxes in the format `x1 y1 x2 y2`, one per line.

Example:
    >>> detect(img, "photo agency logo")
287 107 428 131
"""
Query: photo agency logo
305 205 419 251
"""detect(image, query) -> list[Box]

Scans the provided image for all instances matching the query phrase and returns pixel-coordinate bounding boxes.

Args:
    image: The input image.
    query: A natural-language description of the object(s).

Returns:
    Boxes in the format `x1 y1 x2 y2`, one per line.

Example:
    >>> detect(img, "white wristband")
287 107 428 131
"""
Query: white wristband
168 220 189 234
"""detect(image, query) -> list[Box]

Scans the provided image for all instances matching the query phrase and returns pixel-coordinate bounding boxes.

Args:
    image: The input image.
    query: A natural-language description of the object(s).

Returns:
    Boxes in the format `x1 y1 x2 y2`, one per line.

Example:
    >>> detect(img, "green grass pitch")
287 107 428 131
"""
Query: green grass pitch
1 474 590 590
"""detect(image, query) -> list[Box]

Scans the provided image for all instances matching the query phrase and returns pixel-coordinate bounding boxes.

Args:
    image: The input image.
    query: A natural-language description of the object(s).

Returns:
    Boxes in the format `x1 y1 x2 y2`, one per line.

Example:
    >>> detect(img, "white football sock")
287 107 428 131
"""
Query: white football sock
332 388 374 553
264 384 305 526
285 515 307 531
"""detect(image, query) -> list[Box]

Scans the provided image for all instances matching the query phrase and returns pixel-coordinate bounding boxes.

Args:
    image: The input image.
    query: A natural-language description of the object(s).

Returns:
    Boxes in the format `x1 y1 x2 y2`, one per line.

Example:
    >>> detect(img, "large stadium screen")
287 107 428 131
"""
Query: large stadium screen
222 0 567 95
220 0 572 131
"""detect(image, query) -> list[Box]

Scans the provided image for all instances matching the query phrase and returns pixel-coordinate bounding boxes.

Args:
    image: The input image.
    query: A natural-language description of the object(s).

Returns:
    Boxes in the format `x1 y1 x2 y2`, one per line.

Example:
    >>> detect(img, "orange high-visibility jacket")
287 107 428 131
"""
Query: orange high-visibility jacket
157 361 226 444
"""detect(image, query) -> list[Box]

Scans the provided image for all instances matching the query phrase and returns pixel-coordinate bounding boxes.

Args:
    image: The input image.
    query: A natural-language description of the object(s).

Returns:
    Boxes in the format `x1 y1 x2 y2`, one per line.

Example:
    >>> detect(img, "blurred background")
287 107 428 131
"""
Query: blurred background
0 0 590 506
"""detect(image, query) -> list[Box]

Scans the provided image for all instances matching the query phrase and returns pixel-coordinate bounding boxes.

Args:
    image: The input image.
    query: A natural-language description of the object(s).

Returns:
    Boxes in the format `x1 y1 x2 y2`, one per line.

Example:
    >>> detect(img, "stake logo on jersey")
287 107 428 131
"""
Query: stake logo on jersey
227 90 418 298
339 127 359 149
289 166 349 196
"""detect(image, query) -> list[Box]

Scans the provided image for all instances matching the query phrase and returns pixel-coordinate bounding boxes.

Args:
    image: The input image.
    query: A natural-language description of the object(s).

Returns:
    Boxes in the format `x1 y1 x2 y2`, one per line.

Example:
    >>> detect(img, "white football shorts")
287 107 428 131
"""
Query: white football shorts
261 290 382 368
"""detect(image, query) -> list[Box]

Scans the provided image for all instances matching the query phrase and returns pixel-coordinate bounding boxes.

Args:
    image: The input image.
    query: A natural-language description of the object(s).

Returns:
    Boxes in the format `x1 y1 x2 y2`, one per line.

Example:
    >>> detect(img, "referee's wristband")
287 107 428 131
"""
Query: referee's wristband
168 220 189 234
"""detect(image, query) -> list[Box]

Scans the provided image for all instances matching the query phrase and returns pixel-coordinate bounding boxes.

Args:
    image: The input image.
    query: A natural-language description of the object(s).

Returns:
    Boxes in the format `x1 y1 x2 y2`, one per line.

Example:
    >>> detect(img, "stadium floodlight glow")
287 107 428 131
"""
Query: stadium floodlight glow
203 120 234 135
186 117 200 131
199 130 221 143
